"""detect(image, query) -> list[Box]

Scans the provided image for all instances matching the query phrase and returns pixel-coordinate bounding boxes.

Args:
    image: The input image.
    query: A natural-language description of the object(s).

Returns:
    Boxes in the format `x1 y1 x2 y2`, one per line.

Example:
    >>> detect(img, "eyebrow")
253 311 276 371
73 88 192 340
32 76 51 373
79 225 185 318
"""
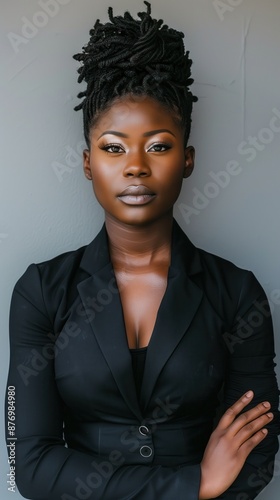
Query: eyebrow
143 129 176 138
98 129 176 139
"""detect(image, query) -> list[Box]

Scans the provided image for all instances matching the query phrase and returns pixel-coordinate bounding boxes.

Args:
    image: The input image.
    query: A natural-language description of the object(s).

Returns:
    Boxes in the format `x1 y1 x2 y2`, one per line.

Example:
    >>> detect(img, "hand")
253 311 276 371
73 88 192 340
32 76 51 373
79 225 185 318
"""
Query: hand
199 390 273 499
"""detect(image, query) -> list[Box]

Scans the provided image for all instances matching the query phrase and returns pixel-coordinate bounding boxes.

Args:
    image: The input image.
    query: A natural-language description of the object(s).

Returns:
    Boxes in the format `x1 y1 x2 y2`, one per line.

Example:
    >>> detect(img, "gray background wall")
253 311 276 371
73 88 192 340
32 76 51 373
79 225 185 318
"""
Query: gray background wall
1 0 279 498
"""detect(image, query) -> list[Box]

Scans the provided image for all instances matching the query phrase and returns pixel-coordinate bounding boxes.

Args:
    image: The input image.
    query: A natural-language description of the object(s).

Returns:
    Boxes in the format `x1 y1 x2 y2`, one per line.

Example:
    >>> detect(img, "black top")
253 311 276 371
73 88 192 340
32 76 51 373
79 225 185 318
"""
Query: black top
130 347 148 403
5 221 280 500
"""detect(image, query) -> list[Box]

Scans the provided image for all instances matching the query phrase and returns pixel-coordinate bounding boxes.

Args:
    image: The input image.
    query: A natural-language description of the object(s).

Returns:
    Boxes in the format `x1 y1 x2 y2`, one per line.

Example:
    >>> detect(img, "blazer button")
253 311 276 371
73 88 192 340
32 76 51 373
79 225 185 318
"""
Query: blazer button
139 425 149 436
140 445 153 458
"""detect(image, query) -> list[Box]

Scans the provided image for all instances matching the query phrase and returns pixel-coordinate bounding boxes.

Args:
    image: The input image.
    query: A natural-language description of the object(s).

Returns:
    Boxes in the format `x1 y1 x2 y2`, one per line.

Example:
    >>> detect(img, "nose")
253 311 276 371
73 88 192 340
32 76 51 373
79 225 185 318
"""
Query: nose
123 152 151 178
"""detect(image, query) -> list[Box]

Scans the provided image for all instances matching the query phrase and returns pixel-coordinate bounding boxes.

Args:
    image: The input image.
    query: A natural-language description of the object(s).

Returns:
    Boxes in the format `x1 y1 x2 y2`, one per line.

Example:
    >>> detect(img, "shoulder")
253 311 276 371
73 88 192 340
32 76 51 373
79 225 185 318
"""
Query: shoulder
195 246 269 326
198 246 263 294
12 242 91 326
175 220 260 292
198 245 252 283
38 244 88 282
173 221 267 320
15 243 88 291
12 223 109 323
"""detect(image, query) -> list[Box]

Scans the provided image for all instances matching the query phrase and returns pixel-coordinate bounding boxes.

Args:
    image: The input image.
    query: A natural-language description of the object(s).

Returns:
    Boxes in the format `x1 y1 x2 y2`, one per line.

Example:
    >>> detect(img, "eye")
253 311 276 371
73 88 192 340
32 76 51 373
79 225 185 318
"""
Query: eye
101 143 125 154
148 143 172 153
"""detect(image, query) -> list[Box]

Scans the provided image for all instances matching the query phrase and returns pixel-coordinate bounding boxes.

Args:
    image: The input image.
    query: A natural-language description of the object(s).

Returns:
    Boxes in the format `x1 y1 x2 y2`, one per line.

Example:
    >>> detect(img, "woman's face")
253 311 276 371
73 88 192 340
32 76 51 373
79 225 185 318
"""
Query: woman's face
83 95 194 226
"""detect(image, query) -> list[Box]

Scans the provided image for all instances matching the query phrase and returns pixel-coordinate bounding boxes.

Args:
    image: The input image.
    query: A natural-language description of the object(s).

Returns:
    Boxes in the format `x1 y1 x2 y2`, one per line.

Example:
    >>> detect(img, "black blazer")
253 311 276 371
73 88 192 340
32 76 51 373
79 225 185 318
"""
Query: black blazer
6 220 280 500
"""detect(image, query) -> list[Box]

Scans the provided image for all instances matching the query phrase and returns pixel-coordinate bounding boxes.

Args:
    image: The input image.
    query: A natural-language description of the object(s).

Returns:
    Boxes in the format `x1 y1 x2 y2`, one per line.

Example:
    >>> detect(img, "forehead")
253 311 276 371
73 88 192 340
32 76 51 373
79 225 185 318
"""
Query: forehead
92 95 183 137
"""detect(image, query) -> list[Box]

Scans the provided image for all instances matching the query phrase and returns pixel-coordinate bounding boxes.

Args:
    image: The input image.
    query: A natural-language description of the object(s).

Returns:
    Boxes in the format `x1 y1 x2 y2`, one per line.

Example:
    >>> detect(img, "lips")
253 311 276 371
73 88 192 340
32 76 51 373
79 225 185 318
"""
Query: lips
117 185 156 206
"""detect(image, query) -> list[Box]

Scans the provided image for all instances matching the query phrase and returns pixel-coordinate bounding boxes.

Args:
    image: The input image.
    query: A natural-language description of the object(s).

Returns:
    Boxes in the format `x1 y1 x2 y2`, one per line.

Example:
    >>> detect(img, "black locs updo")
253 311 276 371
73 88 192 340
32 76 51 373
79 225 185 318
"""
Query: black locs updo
73 1 197 147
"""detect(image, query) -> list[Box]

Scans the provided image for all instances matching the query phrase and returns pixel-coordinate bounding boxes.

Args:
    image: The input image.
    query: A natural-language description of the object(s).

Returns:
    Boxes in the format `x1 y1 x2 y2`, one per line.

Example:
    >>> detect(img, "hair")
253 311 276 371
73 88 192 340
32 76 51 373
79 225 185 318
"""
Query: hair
73 1 197 147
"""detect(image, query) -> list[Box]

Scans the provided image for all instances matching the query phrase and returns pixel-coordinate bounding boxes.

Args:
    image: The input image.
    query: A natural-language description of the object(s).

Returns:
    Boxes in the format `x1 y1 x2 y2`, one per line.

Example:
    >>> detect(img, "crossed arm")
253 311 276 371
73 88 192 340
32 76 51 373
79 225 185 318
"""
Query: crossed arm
5 264 280 499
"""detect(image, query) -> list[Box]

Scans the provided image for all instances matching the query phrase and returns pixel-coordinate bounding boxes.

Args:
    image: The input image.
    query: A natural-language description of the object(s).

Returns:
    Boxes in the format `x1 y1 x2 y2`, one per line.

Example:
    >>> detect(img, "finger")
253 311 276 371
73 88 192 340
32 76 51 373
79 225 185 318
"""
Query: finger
239 427 269 458
229 401 272 436
235 411 273 444
218 391 255 430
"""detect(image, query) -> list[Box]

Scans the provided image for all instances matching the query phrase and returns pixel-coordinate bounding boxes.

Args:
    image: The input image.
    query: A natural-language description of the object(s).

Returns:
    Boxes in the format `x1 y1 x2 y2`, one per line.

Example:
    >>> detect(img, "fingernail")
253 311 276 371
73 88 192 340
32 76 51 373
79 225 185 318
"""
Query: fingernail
266 412 273 419
245 390 254 398
262 429 268 435
263 402 271 408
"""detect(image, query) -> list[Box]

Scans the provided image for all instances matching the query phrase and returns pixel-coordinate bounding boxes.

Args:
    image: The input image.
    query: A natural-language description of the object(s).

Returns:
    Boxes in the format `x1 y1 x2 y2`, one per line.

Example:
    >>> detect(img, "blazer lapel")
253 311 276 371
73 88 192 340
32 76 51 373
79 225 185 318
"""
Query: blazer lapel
76 221 204 419
77 226 143 421
140 222 204 411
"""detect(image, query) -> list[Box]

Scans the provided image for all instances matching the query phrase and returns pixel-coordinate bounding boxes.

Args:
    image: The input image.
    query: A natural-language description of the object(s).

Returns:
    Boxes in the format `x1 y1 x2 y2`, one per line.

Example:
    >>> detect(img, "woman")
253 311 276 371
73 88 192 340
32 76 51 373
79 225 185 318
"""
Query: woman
6 2 279 499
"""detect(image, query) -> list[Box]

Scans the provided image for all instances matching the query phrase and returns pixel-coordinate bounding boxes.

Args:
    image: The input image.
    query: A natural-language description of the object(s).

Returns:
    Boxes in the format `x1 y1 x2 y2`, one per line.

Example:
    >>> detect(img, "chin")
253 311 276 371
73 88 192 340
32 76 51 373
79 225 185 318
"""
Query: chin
108 209 174 228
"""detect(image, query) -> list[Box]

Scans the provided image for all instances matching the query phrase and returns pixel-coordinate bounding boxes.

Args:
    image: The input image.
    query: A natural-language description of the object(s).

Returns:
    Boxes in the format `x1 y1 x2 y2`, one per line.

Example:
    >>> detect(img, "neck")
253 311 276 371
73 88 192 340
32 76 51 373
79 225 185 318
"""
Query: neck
105 213 174 269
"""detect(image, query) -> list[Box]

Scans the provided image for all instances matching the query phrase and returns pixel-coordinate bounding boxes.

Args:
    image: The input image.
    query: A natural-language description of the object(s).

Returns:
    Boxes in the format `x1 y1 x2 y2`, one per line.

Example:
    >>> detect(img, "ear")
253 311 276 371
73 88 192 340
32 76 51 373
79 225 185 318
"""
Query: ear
83 149 92 180
183 146 195 178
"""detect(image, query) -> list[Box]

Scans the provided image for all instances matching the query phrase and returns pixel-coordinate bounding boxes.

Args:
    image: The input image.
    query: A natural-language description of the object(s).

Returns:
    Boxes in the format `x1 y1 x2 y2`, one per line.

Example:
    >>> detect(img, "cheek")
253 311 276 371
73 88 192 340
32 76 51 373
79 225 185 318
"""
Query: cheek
167 177 184 203
90 169 108 202
161 159 185 192
90 161 112 188
161 170 185 206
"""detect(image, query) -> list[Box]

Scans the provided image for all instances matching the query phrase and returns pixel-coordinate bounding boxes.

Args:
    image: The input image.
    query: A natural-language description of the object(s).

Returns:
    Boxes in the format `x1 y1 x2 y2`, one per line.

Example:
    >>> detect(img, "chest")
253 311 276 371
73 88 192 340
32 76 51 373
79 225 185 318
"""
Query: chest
115 267 168 349
55 289 227 418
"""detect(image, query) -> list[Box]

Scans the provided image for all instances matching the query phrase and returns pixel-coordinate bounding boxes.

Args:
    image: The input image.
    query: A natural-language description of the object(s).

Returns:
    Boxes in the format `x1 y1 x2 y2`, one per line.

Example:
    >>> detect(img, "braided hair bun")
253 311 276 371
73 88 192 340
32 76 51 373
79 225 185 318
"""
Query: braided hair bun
73 1 197 146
